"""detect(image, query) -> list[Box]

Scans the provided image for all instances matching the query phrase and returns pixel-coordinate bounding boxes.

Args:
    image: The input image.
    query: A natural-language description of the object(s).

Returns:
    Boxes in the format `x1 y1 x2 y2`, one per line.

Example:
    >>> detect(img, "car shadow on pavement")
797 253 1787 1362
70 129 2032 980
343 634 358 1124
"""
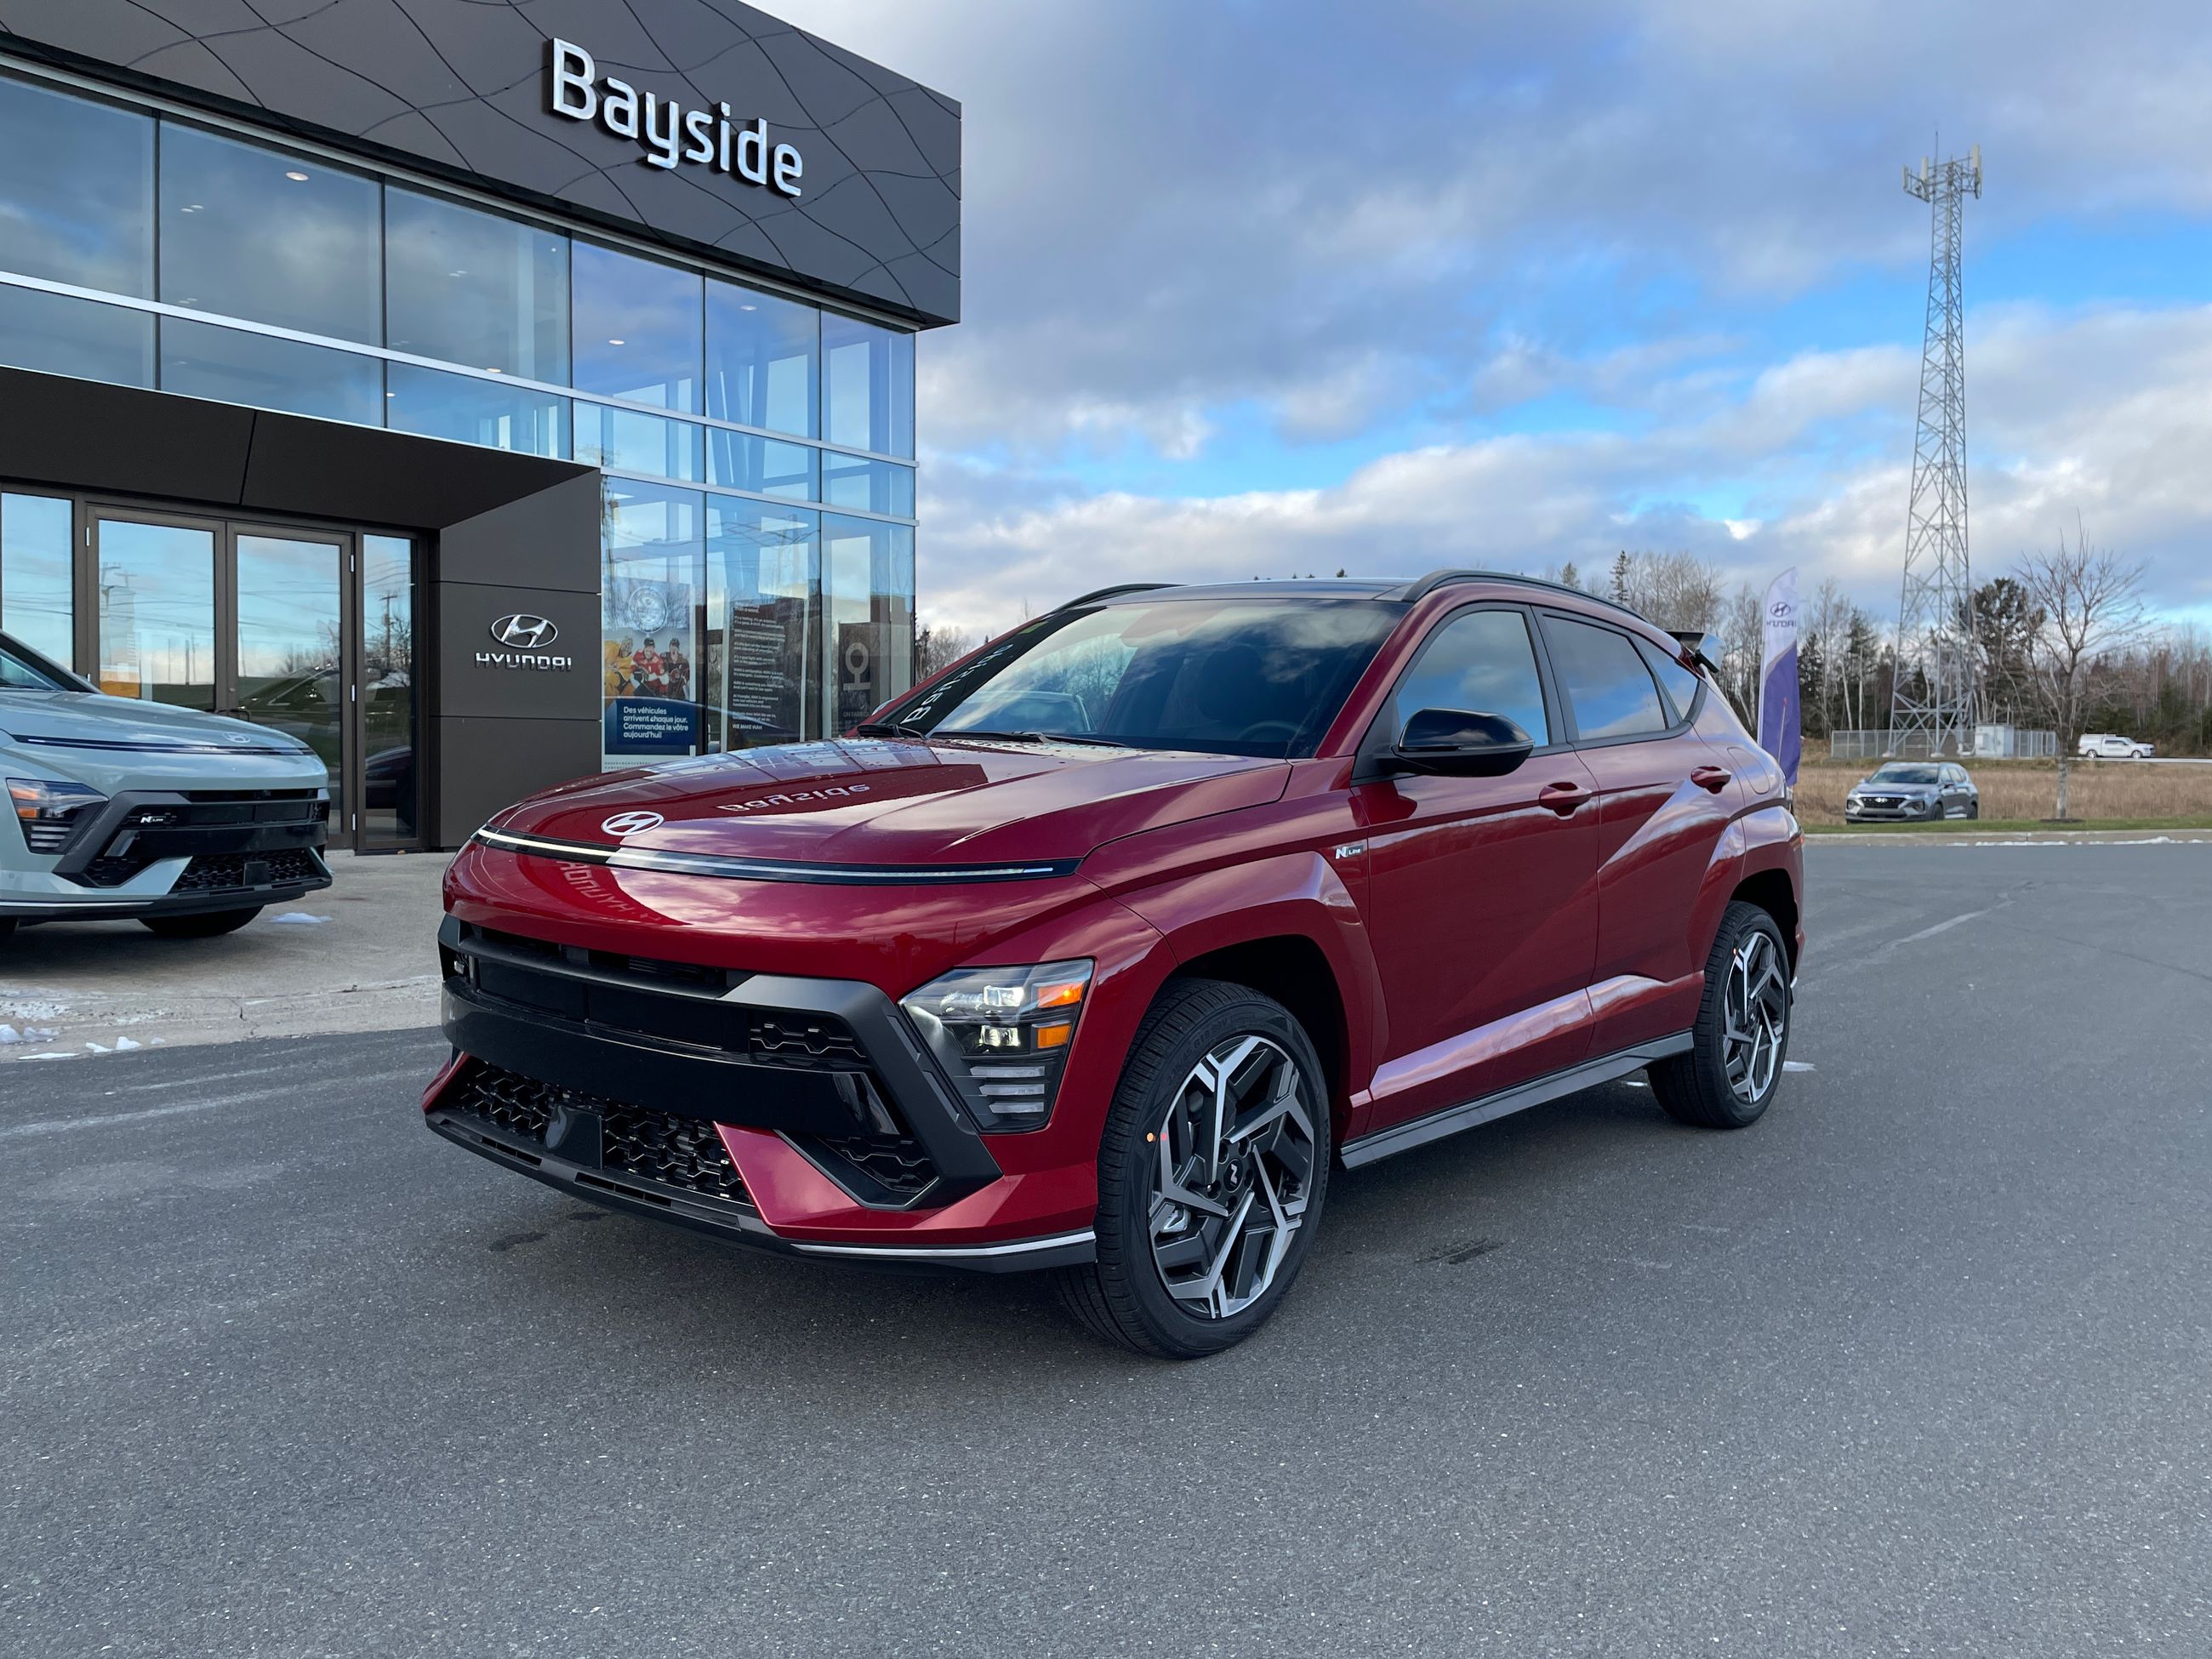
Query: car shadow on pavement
404 1077 1685 1384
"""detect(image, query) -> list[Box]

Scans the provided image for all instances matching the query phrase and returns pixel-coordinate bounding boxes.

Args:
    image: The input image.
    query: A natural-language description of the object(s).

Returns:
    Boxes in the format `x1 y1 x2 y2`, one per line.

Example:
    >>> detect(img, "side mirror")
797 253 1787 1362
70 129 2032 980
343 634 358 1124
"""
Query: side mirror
1393 709 1536 777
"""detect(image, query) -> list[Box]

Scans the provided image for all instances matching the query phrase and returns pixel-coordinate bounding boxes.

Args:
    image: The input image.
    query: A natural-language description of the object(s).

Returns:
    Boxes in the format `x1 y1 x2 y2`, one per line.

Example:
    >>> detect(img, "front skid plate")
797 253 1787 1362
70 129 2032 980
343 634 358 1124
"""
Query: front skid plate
426 1111 1096 1274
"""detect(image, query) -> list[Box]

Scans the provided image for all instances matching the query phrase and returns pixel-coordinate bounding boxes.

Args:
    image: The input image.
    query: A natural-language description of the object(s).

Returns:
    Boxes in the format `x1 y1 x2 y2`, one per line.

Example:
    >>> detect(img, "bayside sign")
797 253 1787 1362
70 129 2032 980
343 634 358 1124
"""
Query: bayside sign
544 38 803 198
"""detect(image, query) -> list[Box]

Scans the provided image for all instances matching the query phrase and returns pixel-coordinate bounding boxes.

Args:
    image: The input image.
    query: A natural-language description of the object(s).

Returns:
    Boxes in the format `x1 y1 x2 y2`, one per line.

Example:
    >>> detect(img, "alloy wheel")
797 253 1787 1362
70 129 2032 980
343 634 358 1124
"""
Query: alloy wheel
1724 930 1788 1103
1147 1035 1318 1320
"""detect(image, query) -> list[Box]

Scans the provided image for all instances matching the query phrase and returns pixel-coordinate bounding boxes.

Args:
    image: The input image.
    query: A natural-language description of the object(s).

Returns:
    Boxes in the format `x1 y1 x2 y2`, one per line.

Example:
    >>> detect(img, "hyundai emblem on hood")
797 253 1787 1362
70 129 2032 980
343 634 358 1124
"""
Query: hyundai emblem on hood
601 811 665 837
489 613 558 648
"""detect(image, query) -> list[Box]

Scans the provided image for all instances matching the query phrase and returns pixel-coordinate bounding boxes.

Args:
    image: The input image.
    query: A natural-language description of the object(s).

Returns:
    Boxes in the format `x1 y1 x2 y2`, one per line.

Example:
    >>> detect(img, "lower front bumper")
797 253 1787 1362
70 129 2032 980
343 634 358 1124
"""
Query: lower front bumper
1 859 330 922
426 1104 1096 1273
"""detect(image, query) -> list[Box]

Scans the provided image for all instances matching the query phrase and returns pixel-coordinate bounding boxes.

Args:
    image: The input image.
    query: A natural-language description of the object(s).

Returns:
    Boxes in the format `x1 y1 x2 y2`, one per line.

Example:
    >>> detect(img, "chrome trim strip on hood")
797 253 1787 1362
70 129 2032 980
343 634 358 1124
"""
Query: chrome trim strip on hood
473 826 1081 884
6 733 310 756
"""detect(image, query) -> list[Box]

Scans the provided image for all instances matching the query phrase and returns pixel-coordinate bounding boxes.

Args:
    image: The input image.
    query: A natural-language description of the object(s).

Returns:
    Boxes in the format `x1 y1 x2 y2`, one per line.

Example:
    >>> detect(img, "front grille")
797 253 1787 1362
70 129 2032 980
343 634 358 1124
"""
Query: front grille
800 1131 939 1203
173 848 324 893
445 1063 752 1209
460 1062 556 1140
601 1103 751 1205
750 1012 868 1068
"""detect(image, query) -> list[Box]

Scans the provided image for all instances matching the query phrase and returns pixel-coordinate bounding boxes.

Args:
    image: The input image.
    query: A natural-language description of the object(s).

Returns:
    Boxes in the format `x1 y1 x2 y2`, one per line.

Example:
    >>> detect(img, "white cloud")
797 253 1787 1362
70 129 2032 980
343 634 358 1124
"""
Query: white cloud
920 303 2212 633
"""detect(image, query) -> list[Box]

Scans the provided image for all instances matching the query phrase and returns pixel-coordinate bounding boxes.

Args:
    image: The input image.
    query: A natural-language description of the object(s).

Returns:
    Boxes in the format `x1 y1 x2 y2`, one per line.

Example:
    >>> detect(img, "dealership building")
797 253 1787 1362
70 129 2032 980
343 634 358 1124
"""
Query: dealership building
0 2 958 850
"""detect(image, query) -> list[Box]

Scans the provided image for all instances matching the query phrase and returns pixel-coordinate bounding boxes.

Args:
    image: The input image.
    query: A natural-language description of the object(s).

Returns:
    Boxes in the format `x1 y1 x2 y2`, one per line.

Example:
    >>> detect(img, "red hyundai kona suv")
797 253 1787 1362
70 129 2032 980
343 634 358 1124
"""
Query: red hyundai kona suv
425 573 1802 1357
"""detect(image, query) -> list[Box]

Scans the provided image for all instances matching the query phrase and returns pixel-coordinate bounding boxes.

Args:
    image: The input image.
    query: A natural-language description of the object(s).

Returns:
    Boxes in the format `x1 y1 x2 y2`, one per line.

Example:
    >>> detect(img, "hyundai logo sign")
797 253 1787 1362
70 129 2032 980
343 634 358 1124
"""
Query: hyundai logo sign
601 811 664 837
490 613 558 648
477 613 573 672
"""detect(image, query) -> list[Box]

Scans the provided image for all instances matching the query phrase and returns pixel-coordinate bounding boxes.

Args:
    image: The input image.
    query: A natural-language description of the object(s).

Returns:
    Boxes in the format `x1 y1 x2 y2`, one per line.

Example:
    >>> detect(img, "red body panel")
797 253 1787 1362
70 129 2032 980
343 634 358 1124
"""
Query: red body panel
427 579 1804 1253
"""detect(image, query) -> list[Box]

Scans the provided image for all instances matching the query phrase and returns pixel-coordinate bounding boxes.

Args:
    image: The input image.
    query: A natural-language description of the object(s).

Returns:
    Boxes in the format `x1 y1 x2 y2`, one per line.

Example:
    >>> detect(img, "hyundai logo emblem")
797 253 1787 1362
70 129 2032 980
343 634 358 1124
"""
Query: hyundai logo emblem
489 613 558 649
601 811 664 838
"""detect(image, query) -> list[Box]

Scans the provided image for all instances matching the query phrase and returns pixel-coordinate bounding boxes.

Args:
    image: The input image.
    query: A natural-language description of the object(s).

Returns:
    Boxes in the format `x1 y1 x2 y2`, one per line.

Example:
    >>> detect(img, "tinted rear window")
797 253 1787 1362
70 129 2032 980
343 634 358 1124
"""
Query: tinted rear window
1542 615 1669 740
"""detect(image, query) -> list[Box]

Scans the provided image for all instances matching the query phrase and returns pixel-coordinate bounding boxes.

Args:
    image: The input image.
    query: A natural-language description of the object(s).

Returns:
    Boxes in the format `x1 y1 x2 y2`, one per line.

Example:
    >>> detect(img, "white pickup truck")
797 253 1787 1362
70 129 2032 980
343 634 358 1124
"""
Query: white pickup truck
2077 733 2155 760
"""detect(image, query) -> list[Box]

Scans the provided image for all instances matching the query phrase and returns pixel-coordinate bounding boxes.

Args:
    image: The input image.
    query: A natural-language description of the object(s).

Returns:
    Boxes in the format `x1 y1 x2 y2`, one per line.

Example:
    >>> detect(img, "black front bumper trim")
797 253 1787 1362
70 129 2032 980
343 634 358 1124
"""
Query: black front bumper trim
428 1110 1094 1274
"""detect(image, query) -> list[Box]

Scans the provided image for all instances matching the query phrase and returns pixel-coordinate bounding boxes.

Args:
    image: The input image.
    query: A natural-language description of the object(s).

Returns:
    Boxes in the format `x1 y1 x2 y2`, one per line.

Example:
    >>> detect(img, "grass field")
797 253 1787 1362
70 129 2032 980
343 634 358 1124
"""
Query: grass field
1793 754 2212 827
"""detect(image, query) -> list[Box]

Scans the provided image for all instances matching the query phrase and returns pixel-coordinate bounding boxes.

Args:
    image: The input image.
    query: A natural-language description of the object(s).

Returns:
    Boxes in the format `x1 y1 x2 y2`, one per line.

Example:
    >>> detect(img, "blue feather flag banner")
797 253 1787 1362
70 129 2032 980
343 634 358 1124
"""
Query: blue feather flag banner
1758 567 1801 787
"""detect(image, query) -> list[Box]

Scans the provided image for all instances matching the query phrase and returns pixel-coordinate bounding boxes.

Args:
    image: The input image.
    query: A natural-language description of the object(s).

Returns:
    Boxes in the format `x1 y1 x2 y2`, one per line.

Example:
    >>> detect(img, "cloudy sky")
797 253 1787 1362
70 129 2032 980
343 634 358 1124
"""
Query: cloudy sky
776 0 2212 637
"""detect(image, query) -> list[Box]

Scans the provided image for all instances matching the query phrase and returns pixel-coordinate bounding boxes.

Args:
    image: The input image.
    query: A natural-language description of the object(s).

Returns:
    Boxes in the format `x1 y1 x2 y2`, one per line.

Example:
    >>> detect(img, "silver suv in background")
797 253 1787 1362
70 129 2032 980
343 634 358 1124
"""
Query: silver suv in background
2 633 331 940
1844 761 1980 823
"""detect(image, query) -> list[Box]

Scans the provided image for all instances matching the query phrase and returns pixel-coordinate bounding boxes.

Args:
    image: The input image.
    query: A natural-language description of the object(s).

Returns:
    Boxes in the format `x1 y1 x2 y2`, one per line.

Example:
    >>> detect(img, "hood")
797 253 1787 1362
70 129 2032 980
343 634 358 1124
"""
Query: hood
0 690 313 755
492 738 1291 868
1855 778 1938 795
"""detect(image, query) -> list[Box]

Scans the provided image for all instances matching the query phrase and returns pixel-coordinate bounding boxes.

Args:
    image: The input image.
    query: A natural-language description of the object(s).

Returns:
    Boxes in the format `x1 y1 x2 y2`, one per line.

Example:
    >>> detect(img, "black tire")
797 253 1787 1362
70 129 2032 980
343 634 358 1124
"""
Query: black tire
0 917 16 942
1649 901 1792 1130
1058 978 1331 1360
140 906 262 939
1966 800 1979 819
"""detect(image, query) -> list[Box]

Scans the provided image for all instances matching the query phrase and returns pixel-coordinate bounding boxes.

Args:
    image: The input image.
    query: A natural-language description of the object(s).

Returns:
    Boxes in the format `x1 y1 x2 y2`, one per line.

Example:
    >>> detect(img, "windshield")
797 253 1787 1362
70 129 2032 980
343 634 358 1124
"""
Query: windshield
1869 765 1939 784
888 599 1401 758
0 636 73 691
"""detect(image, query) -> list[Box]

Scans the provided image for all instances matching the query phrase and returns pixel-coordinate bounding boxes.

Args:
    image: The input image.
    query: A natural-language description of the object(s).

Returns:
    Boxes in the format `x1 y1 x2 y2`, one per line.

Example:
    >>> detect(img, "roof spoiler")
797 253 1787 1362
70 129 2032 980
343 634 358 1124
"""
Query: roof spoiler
1669 630 1724 673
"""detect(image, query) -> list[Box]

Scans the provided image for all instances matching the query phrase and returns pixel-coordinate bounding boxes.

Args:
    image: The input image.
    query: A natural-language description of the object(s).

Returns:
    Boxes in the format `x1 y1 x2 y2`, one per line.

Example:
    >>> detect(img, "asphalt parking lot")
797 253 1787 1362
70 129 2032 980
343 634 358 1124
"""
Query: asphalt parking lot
4 841 2209 1656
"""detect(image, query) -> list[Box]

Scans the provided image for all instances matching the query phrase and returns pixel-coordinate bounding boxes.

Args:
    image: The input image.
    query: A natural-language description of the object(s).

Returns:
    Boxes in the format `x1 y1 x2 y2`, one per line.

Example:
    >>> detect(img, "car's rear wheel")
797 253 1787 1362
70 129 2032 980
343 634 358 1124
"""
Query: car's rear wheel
140 906 261 939
1058 978 1330 1359
1649 901 1791 1130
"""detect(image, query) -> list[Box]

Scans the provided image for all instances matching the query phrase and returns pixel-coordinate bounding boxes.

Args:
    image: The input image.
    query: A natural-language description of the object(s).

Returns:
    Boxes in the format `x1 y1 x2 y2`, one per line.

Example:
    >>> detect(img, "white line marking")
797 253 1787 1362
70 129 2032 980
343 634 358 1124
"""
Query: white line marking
0 1069 424 1140
1895 907 1994 945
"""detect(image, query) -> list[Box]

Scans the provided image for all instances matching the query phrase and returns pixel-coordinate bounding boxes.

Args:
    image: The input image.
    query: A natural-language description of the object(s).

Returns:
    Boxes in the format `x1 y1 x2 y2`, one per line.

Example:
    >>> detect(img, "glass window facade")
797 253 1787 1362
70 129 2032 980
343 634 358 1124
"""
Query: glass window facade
0 68 921 767
822 312 915 458
385 189 569 380
706 280 817 436
573 241 701 413
0 492 76 663
0 72 153 295
160 124 381 343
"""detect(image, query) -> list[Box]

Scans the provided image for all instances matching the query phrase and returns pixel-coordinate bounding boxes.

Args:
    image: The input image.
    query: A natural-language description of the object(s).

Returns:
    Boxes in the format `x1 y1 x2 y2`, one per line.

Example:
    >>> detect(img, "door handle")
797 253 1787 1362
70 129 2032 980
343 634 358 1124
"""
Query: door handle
1537 781 1591 816
1690 764 1732 793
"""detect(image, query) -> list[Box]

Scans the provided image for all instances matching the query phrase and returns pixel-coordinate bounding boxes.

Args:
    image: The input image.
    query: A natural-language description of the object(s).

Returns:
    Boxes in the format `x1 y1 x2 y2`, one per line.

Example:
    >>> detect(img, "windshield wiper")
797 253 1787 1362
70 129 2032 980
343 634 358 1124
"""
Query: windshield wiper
854 719 931 739
937 729 1130 748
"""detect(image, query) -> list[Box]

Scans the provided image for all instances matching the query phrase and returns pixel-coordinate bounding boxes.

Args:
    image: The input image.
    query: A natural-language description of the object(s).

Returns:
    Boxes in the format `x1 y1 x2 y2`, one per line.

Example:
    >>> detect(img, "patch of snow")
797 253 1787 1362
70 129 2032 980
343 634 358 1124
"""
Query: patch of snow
273 913 333 925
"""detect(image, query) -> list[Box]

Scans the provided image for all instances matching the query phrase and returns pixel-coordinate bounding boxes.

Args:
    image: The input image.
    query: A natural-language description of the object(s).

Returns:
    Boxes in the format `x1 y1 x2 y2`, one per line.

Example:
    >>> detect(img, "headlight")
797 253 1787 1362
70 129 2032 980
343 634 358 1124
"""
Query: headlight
8 777 107 854
900 959 1093 1131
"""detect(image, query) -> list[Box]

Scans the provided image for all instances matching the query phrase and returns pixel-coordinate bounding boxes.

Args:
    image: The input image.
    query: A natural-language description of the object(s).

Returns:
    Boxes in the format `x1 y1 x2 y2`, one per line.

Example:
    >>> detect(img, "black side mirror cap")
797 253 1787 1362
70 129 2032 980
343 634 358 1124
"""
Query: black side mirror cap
1392 709 1536 777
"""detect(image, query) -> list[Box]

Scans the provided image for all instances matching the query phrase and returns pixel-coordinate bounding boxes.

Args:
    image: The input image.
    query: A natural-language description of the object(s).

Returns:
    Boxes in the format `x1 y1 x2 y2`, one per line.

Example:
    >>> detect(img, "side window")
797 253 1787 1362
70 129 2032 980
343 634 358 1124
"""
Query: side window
1633 636 1702 725
1393 608 1549 744
1542 615 1668 741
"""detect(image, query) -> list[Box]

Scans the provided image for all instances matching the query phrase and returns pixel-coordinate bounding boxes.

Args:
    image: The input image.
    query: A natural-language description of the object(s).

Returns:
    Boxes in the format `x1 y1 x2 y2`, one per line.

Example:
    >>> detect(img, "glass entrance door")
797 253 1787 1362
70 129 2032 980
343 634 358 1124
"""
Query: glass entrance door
93 513 219 709
86 508 423 853
229 529 346 831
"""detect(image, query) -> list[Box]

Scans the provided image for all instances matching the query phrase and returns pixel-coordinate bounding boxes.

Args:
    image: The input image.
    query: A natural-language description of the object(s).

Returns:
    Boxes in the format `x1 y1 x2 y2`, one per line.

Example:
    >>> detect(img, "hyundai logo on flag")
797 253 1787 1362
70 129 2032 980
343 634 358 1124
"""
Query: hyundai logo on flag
601 811 664 838
489 613 558 648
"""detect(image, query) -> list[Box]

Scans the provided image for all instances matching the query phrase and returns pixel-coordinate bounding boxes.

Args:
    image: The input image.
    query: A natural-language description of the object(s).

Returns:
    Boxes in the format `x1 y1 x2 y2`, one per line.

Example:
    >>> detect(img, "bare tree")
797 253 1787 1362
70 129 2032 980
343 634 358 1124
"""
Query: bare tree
914 623 978 682
2014 530 2149 819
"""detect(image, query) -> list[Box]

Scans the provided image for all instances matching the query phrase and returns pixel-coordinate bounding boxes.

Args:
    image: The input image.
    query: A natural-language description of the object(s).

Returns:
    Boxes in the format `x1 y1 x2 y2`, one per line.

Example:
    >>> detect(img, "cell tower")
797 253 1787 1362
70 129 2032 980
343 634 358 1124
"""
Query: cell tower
1889 144 1981 757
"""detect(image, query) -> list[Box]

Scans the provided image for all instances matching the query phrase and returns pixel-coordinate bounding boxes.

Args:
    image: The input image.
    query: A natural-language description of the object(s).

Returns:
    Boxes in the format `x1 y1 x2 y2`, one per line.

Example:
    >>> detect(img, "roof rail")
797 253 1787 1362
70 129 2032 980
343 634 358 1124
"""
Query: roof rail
1396 567 1654 624
1057 582 1177 610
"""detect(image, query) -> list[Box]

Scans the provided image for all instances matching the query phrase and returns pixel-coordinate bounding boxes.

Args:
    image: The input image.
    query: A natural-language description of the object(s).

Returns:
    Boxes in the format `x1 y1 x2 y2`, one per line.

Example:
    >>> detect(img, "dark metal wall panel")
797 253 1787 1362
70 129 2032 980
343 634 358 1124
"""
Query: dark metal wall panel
0 366 590 527
0 0 961 325
438 470 600 594
432 580 599 721
433 715 601 847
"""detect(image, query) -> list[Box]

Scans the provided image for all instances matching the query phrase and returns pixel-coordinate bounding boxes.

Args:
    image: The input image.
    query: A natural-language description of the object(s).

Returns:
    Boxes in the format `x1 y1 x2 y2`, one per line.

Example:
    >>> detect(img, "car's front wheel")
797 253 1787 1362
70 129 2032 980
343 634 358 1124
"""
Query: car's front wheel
140 906 261 939
1649 901 1792 1129
1058 978 1330 1359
